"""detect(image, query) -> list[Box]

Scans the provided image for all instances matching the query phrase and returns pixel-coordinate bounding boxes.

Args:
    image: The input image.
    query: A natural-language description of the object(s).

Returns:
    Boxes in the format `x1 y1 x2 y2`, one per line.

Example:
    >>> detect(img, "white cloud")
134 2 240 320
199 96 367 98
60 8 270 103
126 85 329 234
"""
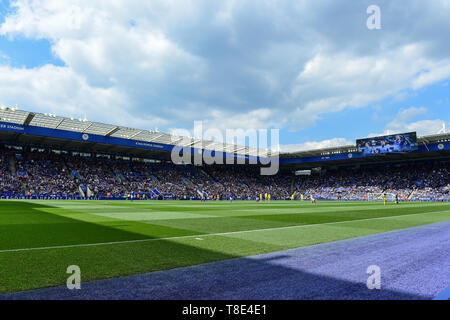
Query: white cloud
395 106 428 122
368 107 448 137
280 138 353 153
0 0 449 134
386 119 448 136
0 64 167 129
412 62 450 89
288 44 450 130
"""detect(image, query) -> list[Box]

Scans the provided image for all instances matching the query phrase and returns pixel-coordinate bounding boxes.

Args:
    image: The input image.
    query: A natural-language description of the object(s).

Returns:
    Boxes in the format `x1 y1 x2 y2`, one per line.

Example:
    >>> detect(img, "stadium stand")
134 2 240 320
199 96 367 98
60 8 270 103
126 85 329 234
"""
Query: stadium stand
0 108 449 201
0 146 449 201
297 162 450 201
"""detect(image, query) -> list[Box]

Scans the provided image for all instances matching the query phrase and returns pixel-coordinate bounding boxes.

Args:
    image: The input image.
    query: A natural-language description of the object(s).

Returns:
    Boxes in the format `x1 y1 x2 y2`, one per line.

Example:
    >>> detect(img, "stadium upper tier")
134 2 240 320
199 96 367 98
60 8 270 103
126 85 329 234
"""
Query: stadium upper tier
0 107 269 158
1 107 449 165
281 132 450 158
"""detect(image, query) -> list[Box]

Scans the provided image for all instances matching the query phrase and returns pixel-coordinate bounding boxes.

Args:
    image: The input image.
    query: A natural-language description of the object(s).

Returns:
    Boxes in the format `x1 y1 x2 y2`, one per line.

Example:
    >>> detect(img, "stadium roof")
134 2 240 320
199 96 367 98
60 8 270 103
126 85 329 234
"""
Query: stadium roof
1 107 448 165
0 107 270 158
280 132 450 158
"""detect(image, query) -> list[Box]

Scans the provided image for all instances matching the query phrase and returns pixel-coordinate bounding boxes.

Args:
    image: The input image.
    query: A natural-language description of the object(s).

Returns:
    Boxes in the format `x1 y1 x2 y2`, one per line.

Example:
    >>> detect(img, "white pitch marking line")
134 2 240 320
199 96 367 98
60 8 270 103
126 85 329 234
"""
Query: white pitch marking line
0 210 449 254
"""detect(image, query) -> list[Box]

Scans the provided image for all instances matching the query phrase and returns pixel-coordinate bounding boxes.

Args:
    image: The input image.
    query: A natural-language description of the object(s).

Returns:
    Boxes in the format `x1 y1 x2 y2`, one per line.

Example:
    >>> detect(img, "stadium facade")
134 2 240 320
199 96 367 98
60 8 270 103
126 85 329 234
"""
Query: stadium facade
1 107 449 201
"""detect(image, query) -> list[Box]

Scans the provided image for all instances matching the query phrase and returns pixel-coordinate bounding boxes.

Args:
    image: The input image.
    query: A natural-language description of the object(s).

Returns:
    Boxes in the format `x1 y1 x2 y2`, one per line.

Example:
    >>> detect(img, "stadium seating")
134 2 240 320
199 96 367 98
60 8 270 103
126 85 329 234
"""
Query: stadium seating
0 145 448 201
298 162 450 201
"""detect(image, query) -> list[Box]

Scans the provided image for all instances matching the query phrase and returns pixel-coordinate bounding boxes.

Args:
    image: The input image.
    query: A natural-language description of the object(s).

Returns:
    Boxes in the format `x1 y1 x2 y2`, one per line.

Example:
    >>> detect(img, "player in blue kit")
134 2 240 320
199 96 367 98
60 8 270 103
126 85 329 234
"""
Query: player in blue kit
200 191 206 203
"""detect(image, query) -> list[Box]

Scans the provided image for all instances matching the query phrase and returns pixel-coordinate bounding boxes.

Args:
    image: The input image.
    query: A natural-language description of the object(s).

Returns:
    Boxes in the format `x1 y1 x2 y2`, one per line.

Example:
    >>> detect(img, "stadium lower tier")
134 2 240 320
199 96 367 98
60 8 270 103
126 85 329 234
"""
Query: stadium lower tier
0 145 449 201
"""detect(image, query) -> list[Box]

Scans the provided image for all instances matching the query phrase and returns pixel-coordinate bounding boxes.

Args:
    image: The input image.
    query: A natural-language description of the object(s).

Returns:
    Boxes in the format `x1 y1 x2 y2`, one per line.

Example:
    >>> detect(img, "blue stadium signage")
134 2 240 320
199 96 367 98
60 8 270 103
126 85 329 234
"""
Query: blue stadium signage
0 122 25 132
0 121 262 163
135 141 164 149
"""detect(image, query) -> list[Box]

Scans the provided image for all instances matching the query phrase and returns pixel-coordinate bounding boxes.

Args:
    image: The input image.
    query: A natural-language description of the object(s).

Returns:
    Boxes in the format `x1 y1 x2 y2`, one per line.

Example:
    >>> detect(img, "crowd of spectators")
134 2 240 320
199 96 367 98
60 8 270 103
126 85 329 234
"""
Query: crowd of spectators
0 146 448 201
203 166 292 200
0 146 23 195
298 162 450 201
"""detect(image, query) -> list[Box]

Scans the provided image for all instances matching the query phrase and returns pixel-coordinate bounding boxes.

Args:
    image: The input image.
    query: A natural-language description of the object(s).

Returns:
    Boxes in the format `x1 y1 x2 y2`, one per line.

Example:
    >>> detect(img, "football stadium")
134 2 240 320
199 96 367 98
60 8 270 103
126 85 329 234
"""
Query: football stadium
1 1 450 310
0 107 449 300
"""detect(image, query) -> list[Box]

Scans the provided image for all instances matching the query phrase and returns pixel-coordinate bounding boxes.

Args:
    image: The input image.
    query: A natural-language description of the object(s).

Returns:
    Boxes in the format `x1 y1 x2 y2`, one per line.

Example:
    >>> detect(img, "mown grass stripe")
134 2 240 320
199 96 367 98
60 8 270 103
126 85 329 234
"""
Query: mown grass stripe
1 208 447 254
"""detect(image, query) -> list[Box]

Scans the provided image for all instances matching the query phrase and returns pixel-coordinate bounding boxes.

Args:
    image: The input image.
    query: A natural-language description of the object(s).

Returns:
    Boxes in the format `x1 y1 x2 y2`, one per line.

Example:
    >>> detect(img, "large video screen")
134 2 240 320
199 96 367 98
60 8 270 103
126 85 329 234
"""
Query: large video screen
356 132 418 155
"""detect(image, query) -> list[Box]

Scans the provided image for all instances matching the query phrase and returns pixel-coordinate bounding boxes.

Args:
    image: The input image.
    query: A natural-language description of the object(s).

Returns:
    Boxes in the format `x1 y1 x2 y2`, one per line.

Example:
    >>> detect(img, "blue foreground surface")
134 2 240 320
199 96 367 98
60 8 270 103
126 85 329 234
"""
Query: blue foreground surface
2 220 450 300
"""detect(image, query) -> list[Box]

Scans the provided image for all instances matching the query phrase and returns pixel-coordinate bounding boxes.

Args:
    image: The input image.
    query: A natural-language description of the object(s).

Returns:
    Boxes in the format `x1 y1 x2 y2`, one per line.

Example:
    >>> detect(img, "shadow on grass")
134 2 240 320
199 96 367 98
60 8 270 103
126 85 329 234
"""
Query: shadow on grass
0 200 200 251
1 200 442 300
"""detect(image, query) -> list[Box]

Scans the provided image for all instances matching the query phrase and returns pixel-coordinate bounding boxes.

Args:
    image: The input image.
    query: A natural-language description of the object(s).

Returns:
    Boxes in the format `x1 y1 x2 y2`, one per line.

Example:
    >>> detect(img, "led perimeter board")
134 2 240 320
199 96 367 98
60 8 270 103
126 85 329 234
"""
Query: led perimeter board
356 132 418 155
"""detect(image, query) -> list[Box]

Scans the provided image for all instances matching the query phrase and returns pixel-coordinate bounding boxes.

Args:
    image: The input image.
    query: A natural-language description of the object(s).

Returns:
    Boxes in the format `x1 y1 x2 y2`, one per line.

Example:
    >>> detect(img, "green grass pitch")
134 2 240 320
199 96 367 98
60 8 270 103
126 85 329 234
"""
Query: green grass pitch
1 200 449 294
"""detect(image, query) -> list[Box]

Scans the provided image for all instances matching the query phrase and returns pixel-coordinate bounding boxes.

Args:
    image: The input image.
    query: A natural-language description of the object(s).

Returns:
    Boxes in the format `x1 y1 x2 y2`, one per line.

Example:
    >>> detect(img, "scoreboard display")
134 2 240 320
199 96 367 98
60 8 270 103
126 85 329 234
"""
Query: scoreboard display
357 132 418 155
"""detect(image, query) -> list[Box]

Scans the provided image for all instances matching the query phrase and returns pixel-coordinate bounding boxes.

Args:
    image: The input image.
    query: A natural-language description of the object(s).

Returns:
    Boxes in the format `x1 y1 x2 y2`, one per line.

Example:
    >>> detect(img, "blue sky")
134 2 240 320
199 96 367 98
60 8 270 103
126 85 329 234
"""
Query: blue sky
0 0 449 152
283 81 450 145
